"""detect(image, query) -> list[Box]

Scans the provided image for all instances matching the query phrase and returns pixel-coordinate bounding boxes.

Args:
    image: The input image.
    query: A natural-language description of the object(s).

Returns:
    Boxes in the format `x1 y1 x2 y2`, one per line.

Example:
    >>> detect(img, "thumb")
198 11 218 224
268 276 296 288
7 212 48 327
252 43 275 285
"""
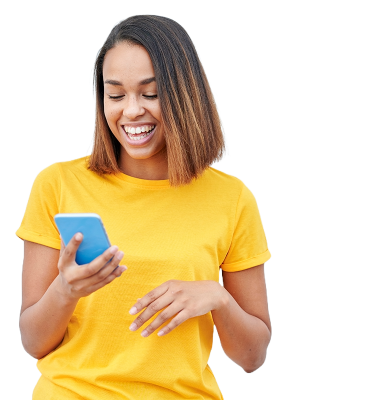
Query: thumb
59 233 83 265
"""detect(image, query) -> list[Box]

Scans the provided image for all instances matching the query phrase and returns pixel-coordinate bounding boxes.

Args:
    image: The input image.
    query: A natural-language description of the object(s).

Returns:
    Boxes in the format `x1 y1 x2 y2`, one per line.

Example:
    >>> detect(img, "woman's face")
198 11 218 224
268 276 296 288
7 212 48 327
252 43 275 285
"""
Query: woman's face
103 42 166 164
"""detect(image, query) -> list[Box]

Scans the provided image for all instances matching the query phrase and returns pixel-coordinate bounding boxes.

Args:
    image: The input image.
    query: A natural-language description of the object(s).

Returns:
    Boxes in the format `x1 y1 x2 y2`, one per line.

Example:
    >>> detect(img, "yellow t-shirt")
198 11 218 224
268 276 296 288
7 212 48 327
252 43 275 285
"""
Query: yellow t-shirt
17 156 271 400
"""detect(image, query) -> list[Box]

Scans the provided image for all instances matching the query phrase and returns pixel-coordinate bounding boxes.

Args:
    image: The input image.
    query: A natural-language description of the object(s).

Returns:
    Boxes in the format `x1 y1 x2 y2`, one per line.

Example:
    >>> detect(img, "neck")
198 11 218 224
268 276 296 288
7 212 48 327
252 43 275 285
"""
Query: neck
119 148 169 180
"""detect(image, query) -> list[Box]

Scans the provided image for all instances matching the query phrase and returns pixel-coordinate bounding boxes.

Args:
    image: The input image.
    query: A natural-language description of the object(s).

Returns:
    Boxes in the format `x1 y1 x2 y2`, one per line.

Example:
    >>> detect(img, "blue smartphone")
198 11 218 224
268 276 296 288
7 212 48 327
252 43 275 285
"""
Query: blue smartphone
54 213 111 265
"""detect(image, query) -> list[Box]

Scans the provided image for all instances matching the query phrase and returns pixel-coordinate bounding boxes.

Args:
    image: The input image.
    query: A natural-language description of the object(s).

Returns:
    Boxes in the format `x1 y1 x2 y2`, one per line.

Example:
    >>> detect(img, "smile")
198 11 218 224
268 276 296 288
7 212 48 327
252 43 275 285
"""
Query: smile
123 125 156 141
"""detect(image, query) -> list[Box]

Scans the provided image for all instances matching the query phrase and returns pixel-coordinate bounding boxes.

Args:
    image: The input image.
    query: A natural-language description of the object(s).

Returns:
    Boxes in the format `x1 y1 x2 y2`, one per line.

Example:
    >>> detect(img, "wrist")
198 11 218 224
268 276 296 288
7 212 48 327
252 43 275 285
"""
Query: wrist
53 275 79 308
212 282 231 312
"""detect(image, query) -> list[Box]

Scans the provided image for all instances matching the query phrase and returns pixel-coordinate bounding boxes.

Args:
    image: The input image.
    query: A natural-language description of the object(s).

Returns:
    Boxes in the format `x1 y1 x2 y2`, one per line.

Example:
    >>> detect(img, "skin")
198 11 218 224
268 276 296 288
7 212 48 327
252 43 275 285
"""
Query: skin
103 42 168 180
20 237 126 359
20 42 271 372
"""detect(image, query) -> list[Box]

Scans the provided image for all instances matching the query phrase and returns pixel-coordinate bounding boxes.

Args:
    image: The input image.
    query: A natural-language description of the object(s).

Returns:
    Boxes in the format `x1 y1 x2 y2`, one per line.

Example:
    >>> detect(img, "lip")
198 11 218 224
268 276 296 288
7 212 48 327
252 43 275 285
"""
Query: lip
122 122 156 128
121 124 157 146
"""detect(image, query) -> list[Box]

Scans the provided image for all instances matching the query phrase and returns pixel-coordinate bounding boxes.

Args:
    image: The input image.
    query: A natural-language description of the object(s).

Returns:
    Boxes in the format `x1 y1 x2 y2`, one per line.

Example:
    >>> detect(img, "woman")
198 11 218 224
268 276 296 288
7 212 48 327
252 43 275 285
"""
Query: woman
17 15 271 400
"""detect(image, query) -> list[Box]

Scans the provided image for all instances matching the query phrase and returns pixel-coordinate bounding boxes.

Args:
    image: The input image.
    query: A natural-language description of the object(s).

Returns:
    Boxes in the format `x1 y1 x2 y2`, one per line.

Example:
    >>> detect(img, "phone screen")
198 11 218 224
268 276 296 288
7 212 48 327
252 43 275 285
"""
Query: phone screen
54 213 111 265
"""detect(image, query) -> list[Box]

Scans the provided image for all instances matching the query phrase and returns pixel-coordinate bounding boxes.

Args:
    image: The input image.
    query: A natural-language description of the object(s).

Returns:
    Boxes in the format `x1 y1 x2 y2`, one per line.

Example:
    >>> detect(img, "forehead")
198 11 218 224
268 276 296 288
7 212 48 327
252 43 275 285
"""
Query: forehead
103 42 155 82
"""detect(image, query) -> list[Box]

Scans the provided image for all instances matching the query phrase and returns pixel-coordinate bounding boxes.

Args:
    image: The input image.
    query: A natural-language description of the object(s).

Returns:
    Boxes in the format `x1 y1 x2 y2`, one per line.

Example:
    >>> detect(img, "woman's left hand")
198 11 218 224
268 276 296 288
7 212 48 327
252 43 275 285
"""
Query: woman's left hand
128 280 227 337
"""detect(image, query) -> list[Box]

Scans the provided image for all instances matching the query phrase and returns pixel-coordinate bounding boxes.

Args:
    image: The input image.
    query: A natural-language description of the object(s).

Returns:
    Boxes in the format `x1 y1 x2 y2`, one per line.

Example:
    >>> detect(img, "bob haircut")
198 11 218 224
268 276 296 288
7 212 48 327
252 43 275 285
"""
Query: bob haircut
89 15 225 186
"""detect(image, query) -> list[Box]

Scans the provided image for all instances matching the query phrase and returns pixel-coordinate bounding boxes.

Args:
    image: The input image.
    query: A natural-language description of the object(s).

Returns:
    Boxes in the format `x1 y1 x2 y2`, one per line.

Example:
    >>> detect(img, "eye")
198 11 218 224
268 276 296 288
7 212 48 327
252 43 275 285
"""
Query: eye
143 94 158 99
107 95 125 100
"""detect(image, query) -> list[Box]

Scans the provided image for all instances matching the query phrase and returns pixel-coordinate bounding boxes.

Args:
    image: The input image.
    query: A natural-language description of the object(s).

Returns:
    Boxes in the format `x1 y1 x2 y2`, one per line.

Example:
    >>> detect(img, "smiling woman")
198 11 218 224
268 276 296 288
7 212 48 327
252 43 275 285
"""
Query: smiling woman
17 15 271 400
89 15 224 185
101 43 168 179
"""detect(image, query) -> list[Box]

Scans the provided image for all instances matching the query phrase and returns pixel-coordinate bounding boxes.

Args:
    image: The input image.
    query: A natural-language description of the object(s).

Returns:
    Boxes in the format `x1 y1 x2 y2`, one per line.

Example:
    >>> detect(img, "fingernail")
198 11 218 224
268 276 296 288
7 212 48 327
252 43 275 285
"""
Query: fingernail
110 246 118 255
117 266 127 277
129 323 137 331
75 233 82 241
116 251 124 261
141 330 149 337
129 306 138 315
157 330 165 336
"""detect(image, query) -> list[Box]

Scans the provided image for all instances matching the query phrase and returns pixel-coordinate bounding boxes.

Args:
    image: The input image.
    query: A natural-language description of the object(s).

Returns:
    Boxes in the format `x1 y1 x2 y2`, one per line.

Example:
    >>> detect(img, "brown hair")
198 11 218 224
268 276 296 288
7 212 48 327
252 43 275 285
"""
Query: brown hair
88 15 225 186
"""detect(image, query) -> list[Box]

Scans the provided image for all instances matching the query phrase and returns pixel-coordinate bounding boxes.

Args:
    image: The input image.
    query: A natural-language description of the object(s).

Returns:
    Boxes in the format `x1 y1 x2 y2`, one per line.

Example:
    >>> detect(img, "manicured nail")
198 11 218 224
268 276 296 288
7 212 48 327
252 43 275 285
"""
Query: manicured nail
157 330 165 336
116 251 124 261
129 323 137 331
141 330 149 337
75 233 82 241
129 307 138 315
110 246 118 255
117 266 127 277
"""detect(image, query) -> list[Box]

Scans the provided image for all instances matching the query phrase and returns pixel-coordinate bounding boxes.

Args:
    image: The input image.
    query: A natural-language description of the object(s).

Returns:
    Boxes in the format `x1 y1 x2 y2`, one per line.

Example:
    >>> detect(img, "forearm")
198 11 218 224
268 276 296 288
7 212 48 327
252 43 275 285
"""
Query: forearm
212 287 271 373
19 276 78 359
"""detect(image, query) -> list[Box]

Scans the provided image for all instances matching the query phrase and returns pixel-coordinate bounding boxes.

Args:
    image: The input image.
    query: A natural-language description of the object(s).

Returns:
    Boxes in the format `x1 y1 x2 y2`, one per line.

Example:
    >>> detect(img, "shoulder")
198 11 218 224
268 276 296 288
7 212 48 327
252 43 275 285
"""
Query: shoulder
198 168 260 219
55 156 90 176
200 167 254 200
35 156 91 181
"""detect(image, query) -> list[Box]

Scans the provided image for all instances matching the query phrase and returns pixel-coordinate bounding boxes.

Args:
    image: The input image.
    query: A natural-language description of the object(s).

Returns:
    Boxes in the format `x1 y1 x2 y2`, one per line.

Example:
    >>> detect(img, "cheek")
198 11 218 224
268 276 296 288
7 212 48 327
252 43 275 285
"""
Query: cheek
104 115 114 134
104 102 122 126
150 103 162 122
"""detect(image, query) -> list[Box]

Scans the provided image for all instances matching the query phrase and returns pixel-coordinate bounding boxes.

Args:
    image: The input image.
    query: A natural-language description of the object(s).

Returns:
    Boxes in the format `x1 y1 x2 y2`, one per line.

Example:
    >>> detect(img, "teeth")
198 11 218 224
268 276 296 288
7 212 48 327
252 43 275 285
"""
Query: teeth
124 125 155 136
127 130 153 140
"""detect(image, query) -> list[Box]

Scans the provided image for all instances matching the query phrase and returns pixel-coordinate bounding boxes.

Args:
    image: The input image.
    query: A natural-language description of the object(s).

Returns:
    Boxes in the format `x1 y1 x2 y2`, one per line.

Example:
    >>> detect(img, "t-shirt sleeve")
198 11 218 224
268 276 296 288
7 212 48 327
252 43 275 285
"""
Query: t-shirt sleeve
16 163 62 250
221 182 271 272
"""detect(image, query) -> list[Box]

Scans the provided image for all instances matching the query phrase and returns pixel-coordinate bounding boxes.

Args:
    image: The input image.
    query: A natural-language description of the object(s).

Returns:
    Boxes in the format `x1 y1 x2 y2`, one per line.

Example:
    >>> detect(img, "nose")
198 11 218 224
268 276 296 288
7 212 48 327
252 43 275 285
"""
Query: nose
123 95 145 120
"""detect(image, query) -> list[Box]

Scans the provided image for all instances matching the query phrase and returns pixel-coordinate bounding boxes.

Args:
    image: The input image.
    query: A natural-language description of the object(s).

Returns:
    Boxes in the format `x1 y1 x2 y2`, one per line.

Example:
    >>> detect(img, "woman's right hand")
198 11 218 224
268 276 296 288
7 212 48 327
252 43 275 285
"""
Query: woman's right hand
57 232 126 301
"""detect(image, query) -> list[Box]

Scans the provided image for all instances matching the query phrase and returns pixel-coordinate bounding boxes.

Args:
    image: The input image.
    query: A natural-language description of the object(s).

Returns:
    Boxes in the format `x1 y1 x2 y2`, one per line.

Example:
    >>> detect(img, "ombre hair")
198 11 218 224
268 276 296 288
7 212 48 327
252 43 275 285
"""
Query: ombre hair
88 15 225 186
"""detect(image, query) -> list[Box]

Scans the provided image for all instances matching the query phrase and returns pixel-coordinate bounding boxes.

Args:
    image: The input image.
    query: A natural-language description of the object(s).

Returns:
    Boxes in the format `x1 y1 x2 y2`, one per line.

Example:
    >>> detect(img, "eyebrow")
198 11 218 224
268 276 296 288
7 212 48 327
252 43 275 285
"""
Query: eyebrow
104 77 156 86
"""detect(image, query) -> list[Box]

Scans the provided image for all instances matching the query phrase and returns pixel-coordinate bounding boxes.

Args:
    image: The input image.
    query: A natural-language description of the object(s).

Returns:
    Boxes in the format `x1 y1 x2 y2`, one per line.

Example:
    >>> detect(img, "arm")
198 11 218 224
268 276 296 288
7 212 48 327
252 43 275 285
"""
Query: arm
20 235 126 359
20 241 77 359
212 264 271 372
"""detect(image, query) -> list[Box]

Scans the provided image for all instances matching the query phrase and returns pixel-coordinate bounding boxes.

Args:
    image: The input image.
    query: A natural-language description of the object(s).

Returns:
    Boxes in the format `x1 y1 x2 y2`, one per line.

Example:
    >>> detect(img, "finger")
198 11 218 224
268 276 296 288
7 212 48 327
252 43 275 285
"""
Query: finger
156 310 189 337
86 251 125 285
94 248 124 274
87 264 127 294
129 295 174 332
77 248 123 281
129 283 170 316
139 303 185 337
59 233 83 265
64 245 121 282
